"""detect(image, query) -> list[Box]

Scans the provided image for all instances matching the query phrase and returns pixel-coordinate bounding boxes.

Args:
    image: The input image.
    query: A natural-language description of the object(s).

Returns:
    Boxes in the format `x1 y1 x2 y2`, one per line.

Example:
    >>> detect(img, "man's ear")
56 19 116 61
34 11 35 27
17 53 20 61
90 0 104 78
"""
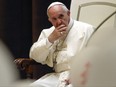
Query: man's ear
67 10 70 16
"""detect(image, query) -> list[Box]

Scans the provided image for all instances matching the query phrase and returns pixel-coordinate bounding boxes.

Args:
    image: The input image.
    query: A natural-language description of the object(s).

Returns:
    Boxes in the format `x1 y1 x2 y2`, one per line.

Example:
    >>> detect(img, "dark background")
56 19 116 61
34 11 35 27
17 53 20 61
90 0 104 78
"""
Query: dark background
0 0 71 79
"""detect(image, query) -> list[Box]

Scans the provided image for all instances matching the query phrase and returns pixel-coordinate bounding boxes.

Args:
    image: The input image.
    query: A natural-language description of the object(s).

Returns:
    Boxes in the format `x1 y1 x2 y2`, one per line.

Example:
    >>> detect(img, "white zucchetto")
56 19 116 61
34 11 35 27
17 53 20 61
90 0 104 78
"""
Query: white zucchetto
47 2 65 11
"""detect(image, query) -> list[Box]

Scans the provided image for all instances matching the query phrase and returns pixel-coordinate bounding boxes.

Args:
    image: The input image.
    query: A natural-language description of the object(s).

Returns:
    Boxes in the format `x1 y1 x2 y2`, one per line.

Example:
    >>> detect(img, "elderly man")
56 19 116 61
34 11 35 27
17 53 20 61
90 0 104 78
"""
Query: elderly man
30 2 94 87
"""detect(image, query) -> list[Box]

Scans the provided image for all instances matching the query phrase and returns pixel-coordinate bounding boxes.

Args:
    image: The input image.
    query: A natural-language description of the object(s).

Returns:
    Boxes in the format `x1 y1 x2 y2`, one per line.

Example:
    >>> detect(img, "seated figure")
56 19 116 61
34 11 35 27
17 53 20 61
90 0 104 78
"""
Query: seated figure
29 1 94 87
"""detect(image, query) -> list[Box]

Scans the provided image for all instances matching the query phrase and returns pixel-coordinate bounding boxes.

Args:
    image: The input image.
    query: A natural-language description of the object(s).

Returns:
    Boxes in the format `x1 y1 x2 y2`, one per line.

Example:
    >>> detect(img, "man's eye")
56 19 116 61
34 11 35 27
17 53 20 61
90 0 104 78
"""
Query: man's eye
52 18 56 21
59 15 64 19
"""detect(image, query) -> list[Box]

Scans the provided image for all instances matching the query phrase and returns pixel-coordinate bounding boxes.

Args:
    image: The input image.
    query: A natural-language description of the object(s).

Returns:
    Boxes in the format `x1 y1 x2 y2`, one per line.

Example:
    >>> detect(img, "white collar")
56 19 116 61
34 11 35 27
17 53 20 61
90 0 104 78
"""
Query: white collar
67 18 74 32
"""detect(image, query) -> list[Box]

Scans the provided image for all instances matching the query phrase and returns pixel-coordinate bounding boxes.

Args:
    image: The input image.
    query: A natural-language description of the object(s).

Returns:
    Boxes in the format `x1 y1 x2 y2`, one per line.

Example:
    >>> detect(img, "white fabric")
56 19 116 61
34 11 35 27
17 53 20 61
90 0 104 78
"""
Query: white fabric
0 41 19 86
0 40 33 87
71 26 116 87
30 73 59 87
29 19 94 87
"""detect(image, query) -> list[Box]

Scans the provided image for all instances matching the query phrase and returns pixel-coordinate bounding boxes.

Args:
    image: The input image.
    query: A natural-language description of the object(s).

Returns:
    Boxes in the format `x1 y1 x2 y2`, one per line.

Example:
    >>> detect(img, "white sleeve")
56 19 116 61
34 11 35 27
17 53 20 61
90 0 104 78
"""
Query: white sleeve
29 31 53 63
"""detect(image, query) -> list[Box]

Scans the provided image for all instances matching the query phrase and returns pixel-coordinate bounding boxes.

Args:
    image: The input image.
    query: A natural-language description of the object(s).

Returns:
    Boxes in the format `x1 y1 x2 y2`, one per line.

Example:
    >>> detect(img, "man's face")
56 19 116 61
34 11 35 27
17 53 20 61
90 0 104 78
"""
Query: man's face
48 5 70 28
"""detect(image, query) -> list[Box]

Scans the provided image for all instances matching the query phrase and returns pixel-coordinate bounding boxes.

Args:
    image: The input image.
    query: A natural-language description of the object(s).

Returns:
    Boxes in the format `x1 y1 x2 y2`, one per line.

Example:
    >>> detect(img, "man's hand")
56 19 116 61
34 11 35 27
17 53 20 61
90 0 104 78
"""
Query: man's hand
48 25 67 43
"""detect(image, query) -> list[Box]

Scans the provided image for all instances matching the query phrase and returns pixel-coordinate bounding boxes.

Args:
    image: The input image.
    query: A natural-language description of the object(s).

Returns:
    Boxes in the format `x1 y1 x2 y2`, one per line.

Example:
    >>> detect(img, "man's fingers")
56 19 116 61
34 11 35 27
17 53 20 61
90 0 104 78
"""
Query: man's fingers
57 25 66 30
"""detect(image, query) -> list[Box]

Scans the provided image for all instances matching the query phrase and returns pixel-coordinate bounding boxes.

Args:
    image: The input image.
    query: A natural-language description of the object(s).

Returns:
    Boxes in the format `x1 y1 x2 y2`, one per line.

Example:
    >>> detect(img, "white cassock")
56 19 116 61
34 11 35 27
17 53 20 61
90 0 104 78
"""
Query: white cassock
29 18 94 87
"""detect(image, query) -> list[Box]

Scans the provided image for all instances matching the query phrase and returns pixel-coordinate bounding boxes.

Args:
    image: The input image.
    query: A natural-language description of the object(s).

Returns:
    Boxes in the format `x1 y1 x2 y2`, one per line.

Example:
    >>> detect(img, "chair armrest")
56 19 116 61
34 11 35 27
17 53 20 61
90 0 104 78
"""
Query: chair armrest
14 58 54 79
14 58 43 79
14 58 37 70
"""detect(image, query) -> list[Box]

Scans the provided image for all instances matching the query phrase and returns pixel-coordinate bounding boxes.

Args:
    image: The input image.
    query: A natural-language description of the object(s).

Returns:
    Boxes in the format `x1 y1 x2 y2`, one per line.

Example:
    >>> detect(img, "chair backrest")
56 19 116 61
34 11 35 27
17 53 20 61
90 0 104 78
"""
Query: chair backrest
70 1 116 30
86 12 116 47
72 1 116 46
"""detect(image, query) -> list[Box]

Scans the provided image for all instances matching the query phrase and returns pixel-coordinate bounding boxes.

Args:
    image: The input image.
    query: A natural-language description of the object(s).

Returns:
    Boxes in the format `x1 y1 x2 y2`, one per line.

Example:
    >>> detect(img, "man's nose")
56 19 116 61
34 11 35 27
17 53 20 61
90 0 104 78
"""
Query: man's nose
57 19 62 25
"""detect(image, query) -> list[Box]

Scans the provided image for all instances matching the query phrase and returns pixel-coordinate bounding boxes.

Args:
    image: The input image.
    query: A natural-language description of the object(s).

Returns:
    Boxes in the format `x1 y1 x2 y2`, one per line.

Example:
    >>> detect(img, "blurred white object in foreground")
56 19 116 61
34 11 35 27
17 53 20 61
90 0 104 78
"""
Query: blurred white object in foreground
0 40 32 87
0 40 19 86
71 26 116 87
